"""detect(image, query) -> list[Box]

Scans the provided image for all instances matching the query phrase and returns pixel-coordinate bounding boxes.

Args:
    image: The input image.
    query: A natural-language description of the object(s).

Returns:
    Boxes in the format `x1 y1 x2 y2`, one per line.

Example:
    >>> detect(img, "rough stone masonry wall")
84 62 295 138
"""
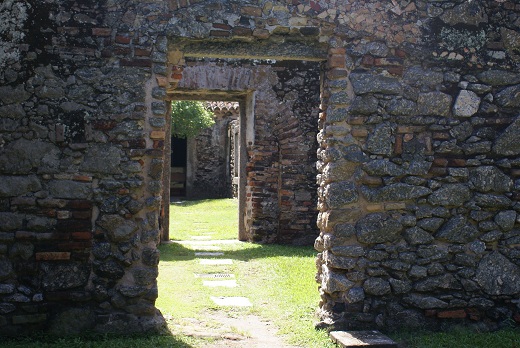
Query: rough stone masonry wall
0 0 167 336
315 0 520 332
1 0 520 336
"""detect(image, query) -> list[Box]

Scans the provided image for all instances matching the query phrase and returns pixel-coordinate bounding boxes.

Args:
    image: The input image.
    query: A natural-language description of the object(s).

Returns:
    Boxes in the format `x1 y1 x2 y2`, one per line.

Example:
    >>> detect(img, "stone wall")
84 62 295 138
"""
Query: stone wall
1 0 519 336
313 0 520 331
0 0 167 336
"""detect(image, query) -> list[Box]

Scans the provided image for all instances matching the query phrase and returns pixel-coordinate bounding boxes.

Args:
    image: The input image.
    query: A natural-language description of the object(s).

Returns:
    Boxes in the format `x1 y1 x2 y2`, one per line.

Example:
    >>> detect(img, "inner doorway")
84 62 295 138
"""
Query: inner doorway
166 94 251 242
170 135 187 197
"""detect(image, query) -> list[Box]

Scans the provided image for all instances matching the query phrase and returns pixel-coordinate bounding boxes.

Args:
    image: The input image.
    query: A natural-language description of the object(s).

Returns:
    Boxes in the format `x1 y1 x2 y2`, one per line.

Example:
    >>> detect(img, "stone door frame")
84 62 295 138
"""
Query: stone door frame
160 38 327 243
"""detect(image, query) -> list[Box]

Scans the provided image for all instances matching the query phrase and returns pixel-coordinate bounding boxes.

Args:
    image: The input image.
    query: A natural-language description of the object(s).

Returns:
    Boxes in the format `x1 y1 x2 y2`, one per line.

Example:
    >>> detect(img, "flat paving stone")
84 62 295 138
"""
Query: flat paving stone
203 280 237 287
193 246 222 251
200 259 233 265
211 296 252 307
330 331 397 348
195 252 224 257
194 273 235 279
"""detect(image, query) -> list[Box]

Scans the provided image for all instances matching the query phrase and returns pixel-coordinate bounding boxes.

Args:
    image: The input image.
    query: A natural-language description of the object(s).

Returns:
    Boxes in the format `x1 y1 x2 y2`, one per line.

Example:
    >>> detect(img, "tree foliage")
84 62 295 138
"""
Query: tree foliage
170 101 215 139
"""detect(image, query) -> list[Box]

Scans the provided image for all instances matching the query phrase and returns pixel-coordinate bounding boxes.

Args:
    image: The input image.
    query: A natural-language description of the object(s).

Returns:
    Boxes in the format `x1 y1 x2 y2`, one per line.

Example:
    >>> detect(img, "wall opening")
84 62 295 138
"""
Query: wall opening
170 135 187 198
165 94 252 242
165 57 323 245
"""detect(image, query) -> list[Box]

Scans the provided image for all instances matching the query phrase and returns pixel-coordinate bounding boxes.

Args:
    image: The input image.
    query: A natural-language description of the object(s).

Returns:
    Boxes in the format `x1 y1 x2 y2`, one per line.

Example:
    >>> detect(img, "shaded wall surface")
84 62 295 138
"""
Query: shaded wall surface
0 0 519 336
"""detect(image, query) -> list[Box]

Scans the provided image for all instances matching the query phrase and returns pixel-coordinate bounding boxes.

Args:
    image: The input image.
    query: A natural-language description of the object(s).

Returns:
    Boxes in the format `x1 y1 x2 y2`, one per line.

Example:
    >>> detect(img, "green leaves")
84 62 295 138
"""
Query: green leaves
170 101 215 139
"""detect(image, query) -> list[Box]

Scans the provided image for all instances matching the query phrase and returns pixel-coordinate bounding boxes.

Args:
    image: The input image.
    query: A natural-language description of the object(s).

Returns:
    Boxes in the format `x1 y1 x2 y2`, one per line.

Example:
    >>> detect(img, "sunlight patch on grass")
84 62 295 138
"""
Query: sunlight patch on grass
157 240 336 347
169 199 238 240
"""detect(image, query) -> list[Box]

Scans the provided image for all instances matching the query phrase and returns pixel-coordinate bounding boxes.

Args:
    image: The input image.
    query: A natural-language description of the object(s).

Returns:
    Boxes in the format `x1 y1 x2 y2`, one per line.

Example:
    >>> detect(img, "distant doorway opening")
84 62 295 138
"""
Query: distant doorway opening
170 136 187 198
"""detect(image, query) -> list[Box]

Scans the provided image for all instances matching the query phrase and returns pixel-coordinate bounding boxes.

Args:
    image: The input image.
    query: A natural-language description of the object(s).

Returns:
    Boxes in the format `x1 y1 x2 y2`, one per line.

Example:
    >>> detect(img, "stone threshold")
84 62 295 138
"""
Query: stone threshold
330 331 397 348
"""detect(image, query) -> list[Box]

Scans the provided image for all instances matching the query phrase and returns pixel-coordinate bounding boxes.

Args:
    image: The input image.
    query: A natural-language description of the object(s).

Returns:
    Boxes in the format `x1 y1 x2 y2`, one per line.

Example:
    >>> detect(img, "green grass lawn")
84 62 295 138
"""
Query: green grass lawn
169 199 238 240
157 241 335 347
392 328 520 348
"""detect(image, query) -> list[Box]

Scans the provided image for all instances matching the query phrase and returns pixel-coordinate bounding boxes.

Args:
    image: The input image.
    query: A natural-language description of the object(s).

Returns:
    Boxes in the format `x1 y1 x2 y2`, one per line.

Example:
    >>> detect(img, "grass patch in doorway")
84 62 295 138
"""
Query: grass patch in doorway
169 198 238 240
157 241 335 347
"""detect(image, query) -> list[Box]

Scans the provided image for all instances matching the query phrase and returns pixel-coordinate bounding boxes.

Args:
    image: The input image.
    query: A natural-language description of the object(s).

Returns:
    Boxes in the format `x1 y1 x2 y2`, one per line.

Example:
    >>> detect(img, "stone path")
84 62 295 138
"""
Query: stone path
178 235 302 348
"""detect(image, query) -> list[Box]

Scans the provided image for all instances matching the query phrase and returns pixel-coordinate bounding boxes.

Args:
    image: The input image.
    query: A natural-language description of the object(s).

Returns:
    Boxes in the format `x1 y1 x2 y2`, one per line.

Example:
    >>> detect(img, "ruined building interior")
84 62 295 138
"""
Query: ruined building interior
1 0 520 337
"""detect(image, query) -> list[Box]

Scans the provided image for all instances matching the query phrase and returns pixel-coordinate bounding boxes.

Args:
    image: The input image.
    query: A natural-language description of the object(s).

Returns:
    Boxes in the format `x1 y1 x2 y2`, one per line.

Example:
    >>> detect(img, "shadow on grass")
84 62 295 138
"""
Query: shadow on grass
1 333 195 348
159 241 317 262
169 199 231 207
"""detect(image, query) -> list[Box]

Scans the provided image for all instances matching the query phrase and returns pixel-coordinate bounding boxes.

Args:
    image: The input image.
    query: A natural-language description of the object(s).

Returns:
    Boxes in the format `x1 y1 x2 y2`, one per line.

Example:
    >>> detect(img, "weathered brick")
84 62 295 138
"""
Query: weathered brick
35 252 71 261
329 54 346 68
72 232 92 240
351 127 368 137
437 309 467 319
115 35 131 44
232 27 252 36
150 131 166 139
241 5 262 16
57 241 92 251
65 200 93 210
120 59 152 67
92 27 111 36
210 30 230 37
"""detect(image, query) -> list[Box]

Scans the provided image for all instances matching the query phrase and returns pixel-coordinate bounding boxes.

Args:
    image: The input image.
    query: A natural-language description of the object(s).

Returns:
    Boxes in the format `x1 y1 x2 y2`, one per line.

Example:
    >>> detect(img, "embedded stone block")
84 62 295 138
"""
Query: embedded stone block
80 144 122 174
321 265 355 293
428 183 471 206
470 166 512 193
349 73 402 95
496 85 520 108
436 216 478 243
47 180 91 200
0 175 41 198
366 122 395 156
330 331 397 348
97 215 138 242
493 116 520 156
417 92 452 116
356 213 403 244
476 252 520 296
40 262 90 291
325 181 358 208
453 90 480 117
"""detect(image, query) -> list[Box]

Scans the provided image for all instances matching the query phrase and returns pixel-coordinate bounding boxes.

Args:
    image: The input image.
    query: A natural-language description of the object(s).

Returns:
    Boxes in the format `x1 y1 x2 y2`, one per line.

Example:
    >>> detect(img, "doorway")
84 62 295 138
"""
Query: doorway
170 135 187 198
164 57 322 245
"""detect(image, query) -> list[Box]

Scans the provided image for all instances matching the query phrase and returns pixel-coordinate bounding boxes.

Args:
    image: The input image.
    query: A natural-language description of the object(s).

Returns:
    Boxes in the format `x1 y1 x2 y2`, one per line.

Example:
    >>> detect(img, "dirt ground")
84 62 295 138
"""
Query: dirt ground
170 311 303 348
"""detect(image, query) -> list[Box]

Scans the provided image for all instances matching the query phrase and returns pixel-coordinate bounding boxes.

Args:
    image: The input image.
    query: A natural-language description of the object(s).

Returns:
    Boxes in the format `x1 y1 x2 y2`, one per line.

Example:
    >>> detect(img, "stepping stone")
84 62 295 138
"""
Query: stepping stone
330 331 397 348
211 296 251 307
194 273 234 279
195 252 224 257
200 259 233 265
203 280 237 287
194 246 222 251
